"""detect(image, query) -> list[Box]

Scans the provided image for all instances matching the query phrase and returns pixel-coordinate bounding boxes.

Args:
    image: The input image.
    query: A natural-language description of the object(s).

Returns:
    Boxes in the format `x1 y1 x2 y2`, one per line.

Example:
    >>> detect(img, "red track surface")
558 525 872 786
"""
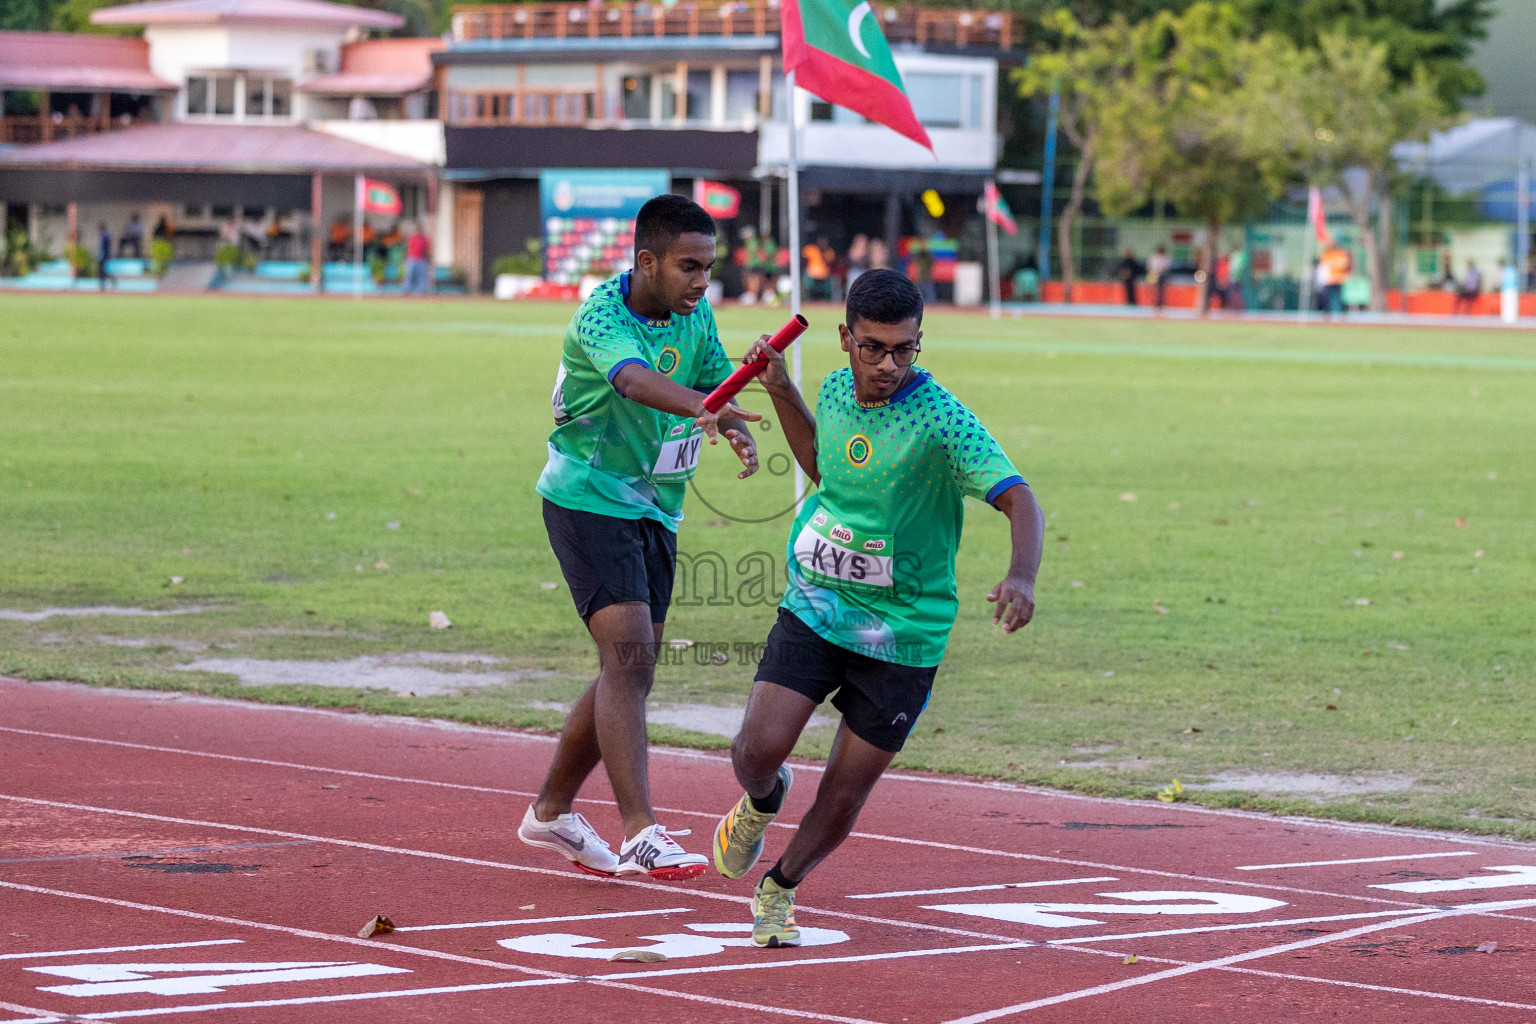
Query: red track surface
3 677 1535 1023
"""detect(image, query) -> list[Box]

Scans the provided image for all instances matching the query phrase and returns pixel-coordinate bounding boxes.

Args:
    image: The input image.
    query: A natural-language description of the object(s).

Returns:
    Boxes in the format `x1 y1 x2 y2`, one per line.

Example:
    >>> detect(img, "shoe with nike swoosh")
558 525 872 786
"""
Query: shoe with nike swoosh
517 804 620 876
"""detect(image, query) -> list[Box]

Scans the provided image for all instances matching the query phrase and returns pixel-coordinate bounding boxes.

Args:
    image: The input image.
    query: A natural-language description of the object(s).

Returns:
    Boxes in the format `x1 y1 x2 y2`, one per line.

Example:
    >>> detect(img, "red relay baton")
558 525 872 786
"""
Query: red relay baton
701 314 809 414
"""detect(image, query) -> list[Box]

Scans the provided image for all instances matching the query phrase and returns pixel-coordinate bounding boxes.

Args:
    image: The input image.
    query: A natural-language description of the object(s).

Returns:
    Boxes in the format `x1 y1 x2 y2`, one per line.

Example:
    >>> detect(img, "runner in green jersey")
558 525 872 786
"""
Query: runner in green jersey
711 270 1045 946
519 195 761 881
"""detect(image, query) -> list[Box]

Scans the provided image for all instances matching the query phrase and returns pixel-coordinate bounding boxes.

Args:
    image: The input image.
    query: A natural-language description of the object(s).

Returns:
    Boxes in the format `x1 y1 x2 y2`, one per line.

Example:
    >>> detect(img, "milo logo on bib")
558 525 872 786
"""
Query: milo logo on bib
651 423 704 483
793 506 895 593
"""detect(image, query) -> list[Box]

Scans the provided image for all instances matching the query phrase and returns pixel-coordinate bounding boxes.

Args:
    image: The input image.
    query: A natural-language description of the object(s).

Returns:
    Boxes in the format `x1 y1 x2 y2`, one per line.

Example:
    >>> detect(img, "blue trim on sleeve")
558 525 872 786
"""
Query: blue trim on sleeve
985 475 1026 506
608 356 650 390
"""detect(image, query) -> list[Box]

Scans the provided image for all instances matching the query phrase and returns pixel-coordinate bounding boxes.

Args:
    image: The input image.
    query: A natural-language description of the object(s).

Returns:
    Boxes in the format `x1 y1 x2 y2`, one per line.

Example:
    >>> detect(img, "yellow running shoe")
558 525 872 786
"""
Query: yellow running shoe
752 875 800 948
713 765 792 879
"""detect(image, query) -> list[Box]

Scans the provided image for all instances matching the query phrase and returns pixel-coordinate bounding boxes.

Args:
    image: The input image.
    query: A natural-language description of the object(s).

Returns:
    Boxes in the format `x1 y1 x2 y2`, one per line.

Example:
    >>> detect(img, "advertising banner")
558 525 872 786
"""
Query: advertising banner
539 169 669 285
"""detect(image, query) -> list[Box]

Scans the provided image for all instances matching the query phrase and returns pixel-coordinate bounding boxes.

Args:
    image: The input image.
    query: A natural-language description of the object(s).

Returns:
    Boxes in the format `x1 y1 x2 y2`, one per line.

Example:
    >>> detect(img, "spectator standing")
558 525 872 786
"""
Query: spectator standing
1146 246 1172 311
404 223 432 294
118 213 144 258
868 236 890 271
1453 259 1482 314
96 223 114 291
1320 242 1351 315
1116 248 1142 306
1226 245 1248 310
803 236 833 300
912 238 936 304
845 233 868 291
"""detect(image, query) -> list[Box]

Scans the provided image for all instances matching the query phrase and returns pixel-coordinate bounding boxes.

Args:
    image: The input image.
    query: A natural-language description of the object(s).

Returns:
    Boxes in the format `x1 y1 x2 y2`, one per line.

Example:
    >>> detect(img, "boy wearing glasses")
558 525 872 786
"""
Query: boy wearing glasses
713 269 1045 946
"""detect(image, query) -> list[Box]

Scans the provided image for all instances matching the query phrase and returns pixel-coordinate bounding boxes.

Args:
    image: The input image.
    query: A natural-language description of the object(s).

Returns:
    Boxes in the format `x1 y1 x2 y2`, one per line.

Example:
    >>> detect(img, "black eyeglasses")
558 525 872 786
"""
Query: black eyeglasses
850 336 921 367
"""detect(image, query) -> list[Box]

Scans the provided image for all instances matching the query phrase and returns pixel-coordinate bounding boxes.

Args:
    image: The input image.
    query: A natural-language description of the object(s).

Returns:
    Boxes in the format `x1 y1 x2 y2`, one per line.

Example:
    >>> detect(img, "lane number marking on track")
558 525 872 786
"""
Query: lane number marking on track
1372 865 1536 894
27 961 410 998
499 923 850 960
926 891 1288 929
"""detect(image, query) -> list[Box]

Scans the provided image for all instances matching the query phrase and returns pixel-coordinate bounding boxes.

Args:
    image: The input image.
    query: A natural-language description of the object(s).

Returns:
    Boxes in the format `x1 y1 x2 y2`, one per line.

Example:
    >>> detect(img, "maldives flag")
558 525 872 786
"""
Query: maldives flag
694 179 741 219
1307 185 1332 245
781 0 932 152
984 181 1017 236
358 177 402 216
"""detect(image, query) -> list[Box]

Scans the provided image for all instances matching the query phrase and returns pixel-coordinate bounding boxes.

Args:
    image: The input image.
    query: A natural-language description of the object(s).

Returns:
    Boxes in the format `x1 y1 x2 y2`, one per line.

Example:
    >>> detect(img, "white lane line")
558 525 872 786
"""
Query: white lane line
0 880 569 980
0 980 570 1023
0 998 95 1024
935 904 1497 1024
0 940 243 962
1045 907 1429 944
848 877 1118 900
0 882 883 1024
1234 850 1478 871
0 794 1030 947
8 719 1536 853
0 734 1431 914
838 830 1427 909
1214 964 1536 1013
604 940 1036 981
395 908 694 932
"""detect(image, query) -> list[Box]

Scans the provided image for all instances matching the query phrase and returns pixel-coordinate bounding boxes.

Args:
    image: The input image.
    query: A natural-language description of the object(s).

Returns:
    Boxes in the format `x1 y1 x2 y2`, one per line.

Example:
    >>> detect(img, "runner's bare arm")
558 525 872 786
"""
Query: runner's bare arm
741 333 819 485
611 363 760 442
987 483 1043 633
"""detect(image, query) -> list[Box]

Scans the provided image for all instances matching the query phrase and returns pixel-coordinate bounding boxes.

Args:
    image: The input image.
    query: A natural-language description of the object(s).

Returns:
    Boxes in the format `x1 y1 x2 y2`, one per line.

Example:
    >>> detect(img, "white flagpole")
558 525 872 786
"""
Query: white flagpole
1298 185 1316 322
786 68 805 505
985 180 1002 318
353 173 364 300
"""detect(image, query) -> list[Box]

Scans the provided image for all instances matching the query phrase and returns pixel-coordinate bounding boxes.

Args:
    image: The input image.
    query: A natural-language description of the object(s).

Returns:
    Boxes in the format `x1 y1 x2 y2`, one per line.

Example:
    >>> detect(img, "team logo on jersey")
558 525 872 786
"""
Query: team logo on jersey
846 433 872 467
863 538 886 551
656 345 681 375
812 512 828 526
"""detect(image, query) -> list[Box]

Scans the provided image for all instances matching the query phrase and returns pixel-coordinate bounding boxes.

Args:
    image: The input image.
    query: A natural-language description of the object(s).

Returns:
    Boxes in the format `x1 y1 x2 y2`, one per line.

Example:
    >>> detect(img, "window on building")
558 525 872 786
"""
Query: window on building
724 68 759 122
685 69 711 121
247 78 268 117
622 74 652 120
809 100 833 122
269 77 292 117
904 72 963 129
967 74 983 130
213 75 236 116
186 76 210 115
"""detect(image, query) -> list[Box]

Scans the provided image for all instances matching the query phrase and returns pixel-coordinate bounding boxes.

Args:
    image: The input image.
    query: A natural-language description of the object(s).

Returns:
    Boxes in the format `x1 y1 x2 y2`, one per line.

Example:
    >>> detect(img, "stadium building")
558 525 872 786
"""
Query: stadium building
435 1 1014 295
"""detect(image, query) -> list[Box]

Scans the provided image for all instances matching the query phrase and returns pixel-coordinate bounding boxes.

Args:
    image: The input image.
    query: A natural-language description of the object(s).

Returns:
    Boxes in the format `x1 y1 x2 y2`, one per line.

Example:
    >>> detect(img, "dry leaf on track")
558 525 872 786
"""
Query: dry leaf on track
608 950 667 963
358 915 396 938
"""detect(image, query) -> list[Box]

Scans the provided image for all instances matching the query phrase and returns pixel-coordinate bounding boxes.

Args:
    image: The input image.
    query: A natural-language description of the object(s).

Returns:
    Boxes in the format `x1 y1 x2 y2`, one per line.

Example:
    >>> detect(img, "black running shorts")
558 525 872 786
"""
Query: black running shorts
754 608 937 753
542 499 677 623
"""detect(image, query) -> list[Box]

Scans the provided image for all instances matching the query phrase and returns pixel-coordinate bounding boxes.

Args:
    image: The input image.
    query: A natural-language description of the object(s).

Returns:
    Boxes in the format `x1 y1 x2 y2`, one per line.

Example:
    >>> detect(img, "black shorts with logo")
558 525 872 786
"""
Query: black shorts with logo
542 499 677 623
754 608 937 753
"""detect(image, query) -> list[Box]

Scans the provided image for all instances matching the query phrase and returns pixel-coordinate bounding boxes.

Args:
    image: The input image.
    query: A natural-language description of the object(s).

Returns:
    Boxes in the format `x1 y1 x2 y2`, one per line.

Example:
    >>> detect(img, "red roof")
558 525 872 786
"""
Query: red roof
0 122 430 174
301 37 442 95
0 31 174 92
92 0 402 29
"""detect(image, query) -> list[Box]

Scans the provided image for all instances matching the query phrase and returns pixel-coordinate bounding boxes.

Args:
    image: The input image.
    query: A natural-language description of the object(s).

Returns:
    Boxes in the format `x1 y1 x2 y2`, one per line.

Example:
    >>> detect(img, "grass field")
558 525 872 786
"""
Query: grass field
1 292 1532 836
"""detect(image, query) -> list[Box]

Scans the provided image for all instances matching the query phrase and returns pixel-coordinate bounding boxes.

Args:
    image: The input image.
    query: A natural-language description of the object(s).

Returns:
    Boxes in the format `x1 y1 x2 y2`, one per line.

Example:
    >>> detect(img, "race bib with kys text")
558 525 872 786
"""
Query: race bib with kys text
651 422 704 483
792 509 894 592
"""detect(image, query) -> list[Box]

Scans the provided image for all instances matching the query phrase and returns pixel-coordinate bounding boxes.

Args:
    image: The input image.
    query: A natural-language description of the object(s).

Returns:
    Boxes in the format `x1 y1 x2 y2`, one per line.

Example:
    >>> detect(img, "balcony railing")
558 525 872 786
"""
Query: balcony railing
447 88 602 126
0 112 152 145
451 2 1020 49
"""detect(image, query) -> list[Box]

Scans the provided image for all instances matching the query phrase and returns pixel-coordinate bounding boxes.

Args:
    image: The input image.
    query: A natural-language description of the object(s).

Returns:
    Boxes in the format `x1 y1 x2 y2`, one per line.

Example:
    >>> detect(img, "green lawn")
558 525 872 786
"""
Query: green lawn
1 293 1531 835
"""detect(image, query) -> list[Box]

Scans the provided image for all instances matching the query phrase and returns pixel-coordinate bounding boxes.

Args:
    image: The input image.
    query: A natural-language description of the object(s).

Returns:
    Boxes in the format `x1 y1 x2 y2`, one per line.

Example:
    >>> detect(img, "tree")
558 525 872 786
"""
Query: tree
1232 0 1493 109
1015 11 1150 301
1278 32 1453 311
1090 3 1297 312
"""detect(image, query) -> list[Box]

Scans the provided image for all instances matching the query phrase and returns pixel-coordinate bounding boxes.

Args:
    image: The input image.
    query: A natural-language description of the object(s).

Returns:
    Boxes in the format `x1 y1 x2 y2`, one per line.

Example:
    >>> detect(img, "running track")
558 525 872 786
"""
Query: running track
2 677 1534 1023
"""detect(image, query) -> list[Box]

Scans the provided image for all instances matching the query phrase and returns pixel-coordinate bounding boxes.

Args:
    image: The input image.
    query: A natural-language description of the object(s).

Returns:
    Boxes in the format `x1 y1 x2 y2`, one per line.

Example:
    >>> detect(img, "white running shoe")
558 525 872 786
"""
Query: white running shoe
615 824 708 881
517 805 620 876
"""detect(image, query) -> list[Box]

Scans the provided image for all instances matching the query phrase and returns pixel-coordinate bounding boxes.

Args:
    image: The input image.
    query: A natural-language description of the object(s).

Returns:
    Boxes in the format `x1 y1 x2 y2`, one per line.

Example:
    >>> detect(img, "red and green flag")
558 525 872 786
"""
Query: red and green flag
781 0 932 152
984 181 1017 236
693 179 741 219
357 177 402 216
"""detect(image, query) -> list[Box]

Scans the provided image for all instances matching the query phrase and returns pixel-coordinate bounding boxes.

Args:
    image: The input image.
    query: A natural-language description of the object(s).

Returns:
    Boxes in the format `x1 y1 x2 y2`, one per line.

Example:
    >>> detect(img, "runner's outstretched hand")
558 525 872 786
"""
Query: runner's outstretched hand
724 428 759 479
694 400 760 444
987 575 1036 633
